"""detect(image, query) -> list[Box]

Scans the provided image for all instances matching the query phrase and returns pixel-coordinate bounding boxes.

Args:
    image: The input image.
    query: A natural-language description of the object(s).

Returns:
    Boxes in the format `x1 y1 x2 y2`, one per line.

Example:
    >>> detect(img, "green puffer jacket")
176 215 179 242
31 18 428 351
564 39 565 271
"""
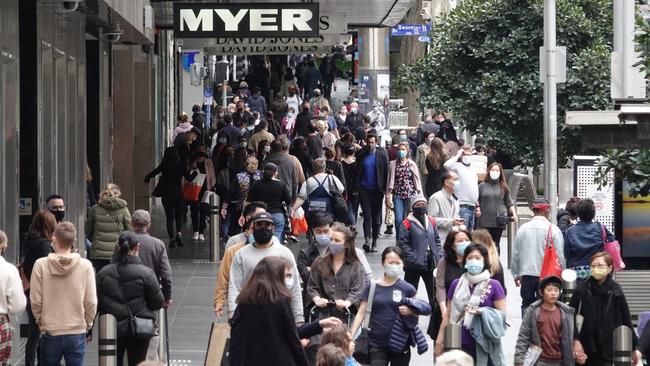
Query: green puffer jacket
86 197 132 260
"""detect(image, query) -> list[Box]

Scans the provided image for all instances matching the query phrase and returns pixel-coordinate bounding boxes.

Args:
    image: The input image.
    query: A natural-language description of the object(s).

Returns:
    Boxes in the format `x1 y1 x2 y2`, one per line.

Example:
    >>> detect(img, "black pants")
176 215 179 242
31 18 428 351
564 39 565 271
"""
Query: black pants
25 298 40 366
520 275 539 316
404 269 435 305
91 259 111 274
161 196 184 239
486 227 504 253
322 82 332 99
190 201 208 233
359 189 384 240
370 347 410 366
117 336 150 366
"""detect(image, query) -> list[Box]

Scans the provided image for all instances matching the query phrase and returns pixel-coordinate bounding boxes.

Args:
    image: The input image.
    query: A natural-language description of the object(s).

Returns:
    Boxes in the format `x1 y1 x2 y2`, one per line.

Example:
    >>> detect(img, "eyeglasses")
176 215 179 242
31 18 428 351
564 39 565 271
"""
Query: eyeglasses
589 264 609 269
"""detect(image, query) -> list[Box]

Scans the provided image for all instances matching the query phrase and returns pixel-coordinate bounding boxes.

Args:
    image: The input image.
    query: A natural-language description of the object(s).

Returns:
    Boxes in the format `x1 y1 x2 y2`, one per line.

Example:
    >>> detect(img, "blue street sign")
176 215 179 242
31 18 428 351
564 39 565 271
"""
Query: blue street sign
418 35 431 43
390 24 431 36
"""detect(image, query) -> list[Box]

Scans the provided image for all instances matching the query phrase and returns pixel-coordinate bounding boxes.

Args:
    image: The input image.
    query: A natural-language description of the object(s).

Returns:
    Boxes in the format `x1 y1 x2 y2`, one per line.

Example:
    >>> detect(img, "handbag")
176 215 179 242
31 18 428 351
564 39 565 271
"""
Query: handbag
327 175 347 211
540 224 563 279
353 281 376 365
601 223 625 271
115 266 156 340
205 322 231 366
182 170 207 202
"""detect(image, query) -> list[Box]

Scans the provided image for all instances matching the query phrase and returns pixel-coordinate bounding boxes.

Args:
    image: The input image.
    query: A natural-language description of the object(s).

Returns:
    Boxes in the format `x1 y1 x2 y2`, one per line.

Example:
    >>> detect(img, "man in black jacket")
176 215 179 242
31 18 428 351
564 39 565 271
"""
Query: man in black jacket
232 100 254 127
293 100 313 139
344 102 363 132
355 133 389 252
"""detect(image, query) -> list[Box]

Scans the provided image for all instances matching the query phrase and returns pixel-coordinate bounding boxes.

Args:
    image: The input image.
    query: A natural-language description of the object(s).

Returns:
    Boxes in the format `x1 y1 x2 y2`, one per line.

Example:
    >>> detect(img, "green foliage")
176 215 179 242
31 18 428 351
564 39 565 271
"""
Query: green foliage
635 16 650 75
396 0 613 168
595 150 650 197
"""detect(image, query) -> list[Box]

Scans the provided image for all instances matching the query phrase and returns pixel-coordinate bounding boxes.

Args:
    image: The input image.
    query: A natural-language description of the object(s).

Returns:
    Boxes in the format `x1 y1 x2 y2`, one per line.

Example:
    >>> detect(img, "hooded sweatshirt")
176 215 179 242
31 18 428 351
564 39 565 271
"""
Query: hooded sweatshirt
86 197 132 260
30 252 97 335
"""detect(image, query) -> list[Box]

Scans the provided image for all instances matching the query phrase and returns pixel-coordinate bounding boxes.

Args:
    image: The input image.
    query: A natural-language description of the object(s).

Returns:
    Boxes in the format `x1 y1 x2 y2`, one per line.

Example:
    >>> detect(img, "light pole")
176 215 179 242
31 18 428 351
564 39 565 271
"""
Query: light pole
543 0 558 223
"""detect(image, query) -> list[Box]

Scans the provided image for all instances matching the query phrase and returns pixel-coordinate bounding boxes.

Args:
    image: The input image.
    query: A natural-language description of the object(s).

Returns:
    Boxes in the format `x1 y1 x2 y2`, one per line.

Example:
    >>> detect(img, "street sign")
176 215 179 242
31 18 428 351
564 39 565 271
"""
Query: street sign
418 35 431 43
539 46 566 83
390 24 430 36
174 2 320 38
18 198 32 216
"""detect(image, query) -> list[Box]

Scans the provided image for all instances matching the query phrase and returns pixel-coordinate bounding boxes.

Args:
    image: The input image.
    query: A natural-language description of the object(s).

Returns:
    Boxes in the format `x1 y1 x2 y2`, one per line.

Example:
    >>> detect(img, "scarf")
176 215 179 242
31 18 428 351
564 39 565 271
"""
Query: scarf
450 270 491 329
588 277 616 354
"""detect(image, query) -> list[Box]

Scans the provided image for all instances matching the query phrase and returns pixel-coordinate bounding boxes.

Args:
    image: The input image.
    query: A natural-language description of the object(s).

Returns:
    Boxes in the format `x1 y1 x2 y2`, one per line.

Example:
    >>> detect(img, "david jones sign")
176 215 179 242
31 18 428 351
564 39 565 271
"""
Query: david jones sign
174 3 320 38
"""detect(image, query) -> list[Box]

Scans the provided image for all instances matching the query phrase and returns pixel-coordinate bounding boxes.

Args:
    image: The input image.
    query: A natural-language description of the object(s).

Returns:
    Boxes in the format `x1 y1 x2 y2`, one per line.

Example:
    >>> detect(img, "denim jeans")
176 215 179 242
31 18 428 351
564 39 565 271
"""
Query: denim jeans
39 333 86 366
459 205 476 231
271 212 286 243
393 196 410 240
520 275 540 316
346 195 359 225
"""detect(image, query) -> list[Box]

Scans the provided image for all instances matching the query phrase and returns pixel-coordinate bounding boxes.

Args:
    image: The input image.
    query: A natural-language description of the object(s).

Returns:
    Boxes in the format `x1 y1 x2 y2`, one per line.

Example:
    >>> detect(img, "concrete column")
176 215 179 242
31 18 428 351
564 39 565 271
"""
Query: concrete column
133 49 155 211
358 27 390 114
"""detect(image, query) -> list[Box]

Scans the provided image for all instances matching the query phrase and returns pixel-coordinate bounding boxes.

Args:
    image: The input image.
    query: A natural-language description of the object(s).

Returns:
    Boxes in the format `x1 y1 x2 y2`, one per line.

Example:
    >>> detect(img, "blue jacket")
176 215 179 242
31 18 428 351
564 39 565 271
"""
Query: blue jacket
247 94 267 115
564 220 614 268
388 298 431 354
397 214 443 271
469 307 507 366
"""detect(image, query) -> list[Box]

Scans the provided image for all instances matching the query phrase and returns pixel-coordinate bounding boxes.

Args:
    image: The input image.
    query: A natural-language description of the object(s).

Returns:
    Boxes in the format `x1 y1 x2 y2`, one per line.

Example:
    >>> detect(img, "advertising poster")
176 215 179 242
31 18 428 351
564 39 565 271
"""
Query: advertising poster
622 181 650 259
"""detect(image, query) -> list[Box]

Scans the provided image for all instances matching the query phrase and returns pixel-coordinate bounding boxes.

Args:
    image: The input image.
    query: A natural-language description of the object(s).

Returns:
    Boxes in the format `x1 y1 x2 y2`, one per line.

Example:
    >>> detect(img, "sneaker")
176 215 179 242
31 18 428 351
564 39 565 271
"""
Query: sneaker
192 232 199 240
198 234 205 241
169 239 177 248
176 234 185 247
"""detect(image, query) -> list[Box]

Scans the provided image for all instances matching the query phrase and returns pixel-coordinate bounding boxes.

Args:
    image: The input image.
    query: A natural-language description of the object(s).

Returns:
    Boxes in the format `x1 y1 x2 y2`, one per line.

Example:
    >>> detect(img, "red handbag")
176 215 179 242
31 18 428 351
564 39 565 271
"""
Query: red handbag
182 171 206 202
540 225 563 279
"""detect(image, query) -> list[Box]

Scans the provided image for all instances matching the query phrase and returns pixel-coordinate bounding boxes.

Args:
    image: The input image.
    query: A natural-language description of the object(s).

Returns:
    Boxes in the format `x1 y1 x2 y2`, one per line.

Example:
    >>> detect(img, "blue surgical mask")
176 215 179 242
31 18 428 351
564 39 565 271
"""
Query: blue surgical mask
455 241 471 256
384 263 403 278
399 134 407 142
465 259 484 275
328 244 345 255
453 181 462 195
398 150 407 159
315 235 330 248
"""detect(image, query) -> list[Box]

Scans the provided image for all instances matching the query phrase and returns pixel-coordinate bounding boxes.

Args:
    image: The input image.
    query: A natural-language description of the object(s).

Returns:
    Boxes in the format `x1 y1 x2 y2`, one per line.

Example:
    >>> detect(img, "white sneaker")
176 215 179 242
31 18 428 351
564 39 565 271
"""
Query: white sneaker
192 232 199 240
198 234 205 241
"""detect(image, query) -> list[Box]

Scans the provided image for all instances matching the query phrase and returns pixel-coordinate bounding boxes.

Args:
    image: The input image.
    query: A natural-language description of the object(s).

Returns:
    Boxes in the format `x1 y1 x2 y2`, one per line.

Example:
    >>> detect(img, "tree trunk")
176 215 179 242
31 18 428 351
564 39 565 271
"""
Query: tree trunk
397 4 427 127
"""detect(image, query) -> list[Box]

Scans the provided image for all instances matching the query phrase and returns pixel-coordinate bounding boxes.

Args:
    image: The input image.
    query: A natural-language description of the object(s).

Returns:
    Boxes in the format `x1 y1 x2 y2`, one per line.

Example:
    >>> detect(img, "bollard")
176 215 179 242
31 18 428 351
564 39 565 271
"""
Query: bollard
157 308 169 363
98 314 117 366
209 193 221 262
613 326 633 366
561 269 577 304
443 323 462 352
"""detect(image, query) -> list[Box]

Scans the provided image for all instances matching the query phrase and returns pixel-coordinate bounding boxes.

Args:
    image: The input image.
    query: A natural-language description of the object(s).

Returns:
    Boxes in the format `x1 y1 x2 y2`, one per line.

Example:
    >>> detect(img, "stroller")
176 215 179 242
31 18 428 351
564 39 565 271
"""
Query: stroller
304 301 354 365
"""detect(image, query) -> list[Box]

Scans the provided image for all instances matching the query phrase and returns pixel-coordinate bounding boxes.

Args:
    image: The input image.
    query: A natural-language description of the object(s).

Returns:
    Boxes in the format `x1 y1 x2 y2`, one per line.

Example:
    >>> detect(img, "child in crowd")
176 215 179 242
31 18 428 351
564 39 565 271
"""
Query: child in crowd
321 327 358 366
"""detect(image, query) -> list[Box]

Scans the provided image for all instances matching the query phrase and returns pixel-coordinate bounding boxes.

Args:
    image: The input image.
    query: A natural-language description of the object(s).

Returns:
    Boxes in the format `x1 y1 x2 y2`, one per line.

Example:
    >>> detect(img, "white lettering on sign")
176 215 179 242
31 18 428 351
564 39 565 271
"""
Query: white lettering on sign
180 9 213 31
250 9 278 31
282 9 313 31
214 9 248 31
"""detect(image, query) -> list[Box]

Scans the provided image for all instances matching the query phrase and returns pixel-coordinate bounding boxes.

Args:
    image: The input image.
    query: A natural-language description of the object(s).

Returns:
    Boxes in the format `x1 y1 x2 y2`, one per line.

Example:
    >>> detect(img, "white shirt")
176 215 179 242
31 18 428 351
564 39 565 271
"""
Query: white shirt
444 156 479 206
0 256 26 316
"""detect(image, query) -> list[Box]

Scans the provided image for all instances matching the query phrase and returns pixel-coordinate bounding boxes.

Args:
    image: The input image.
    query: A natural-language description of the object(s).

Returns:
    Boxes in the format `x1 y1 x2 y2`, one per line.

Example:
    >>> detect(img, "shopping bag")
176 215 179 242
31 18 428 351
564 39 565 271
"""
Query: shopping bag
202 190 217 205
182 171 206 202
601 224 625 271
540 225 562 279
205 322 230 366
291 216 308 236
385 207 394 226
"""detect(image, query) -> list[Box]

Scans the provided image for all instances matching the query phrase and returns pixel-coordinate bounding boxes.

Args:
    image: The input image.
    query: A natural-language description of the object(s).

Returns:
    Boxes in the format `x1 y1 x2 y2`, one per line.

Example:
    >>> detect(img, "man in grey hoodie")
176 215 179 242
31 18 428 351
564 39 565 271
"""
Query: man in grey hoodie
227 212 304 322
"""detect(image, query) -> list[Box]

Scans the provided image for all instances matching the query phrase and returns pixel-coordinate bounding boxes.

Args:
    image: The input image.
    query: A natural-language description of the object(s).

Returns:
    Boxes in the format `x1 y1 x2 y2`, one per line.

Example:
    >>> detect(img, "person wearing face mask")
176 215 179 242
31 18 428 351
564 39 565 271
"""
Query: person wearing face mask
367 102 387 135
476 163 518 251
396 129 417 158
228 212 304 322
284 106 298 136
569 252 640 366
386 142 423 240
232 100 254 128
213 114 240 152
397 195 443 316
248 119 275 153
444 146 480 231
247 164 292 243
431 229 472 340
350 246 431 366
285 86 303 119
415 131 433 189
435 244 507 364
189 145 216 242
46 194 66 222
355 134 390 253
223 157 262 236
428 171 463 245
294 100 314 139
310 88 330 115
344 102 363 132
564 198 616 284
512 197 565 315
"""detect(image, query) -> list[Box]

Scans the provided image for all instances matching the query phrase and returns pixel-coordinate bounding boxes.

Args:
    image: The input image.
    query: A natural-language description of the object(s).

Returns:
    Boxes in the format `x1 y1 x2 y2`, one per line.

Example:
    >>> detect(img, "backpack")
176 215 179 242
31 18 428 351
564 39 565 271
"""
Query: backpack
401 216 437 231
303 175 334 215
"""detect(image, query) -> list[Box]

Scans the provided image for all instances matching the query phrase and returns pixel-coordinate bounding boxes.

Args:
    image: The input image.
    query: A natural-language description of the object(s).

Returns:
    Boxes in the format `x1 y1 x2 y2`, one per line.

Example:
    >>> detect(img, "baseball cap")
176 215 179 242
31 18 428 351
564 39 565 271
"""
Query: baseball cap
251 212 274 225
538 275 563 291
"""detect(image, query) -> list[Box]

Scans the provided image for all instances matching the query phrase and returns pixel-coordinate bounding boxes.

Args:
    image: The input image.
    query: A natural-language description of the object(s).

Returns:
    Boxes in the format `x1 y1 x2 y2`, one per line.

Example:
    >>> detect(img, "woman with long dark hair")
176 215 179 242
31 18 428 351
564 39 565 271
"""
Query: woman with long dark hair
96 232 164 366
22 209 56 366
424 137 448 197
247 163 292 242
477 163 518 251
230 256 310 366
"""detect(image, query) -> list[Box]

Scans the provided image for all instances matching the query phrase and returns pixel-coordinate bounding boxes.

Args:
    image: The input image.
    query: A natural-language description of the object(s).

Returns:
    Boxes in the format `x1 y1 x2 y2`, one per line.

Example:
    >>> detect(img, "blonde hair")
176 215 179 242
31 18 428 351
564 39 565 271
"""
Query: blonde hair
0 230 7 251
470 229 501 275
99 183 122 202
54 222 77 248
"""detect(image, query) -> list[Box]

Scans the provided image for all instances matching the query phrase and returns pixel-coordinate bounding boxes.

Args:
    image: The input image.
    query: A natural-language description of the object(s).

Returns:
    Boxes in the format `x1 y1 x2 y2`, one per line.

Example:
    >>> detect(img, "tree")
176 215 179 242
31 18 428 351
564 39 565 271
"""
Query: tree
396 0 613 169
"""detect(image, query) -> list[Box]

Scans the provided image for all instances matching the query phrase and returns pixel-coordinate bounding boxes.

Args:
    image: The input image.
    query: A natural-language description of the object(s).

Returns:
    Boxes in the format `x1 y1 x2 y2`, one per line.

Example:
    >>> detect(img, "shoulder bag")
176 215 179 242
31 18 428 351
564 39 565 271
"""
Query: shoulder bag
115 266 156 339
353 281 376 365
601 223 625 271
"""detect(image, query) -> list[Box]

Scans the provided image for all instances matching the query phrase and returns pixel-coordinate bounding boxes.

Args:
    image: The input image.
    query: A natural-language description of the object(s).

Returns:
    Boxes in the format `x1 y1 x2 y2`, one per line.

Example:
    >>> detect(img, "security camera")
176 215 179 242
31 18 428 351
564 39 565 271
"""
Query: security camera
62 0 80 12
104 29 123 43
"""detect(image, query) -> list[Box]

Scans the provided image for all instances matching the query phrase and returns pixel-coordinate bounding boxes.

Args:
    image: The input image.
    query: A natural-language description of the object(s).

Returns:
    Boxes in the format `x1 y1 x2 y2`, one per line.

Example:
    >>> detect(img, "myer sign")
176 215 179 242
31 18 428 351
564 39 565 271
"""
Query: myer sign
174 2 320 38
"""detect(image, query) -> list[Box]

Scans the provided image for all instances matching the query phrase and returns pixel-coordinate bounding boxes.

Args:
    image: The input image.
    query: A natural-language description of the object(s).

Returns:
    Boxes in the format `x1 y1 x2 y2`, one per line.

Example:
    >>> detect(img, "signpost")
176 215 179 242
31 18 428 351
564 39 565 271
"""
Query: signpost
390 24 430 36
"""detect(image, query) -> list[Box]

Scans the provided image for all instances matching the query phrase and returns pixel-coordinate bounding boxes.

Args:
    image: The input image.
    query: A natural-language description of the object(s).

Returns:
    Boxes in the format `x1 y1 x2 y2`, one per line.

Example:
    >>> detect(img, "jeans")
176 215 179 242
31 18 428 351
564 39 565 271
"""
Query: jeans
520 275 540 316
39 332 86 366
347 195 359 225
271 212 286 243
459 205 476 231
190 201 208 234
25 298 40 366
359 189 384 240
117 336 151 366
392 196 410 240
370 346 411 366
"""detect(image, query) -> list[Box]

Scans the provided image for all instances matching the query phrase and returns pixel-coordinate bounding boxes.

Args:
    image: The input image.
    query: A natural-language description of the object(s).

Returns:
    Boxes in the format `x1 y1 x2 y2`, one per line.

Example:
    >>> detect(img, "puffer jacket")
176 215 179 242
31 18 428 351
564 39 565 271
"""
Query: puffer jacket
397 214 443 271
96 256 164 337
557 209 573 233
388 297 431 354
86 197 132 260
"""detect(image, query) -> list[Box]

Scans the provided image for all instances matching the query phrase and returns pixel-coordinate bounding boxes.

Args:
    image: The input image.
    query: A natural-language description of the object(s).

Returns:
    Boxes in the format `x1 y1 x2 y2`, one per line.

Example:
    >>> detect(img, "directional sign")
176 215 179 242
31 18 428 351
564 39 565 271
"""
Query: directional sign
390 24 431 36
418 35 431 43
18 198 32 216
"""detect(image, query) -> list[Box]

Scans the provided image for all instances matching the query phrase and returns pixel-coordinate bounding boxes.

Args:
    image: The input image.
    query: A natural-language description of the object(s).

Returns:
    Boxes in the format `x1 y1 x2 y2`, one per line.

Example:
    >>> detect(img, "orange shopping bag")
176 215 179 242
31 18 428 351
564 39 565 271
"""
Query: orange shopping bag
540 225 562 279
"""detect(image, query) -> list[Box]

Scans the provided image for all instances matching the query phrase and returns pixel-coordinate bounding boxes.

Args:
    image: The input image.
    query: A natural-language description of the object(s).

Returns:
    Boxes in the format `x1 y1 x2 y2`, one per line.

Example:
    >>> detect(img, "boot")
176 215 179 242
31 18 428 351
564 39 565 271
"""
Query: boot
176 233 185 247
371 237 378 253
362 237 372 253
384 225 394 235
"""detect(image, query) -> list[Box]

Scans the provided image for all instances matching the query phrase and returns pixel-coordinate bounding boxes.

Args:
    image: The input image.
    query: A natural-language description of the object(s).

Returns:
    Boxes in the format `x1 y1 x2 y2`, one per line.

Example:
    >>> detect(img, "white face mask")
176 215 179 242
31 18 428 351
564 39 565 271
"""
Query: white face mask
489 170 500 180
264 145 271 153
462 156 471 165
285 276 294 289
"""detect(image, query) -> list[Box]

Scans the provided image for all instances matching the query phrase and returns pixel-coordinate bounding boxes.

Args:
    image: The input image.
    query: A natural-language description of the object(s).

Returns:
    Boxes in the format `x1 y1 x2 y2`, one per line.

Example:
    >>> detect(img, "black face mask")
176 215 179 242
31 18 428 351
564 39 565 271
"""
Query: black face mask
412 206 426 217
51 210 65 222
253 227 274 244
